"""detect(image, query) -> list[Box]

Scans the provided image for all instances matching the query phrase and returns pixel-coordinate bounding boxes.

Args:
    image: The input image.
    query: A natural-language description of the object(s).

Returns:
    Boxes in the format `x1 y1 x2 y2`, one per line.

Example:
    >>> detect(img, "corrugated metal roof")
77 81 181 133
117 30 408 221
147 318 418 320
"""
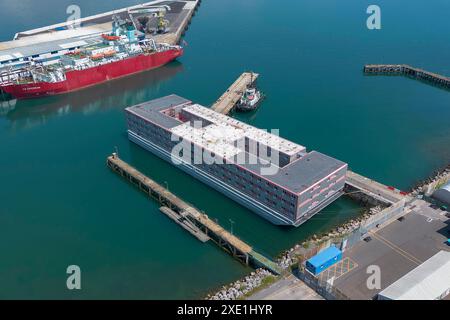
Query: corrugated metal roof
0 35 102 62
0 24 111 52
441 181 450 192
432 181 450 205
307 246 342 268
378 250 450 300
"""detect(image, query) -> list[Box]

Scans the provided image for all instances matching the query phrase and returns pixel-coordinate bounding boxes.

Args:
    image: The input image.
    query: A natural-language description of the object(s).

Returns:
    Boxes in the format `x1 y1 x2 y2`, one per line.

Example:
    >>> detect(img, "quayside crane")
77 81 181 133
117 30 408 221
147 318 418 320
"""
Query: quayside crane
128 5 171 34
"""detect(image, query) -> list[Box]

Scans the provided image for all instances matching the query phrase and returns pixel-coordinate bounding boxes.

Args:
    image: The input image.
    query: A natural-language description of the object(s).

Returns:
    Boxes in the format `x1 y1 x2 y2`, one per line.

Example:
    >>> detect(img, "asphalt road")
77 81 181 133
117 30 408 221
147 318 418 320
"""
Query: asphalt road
248 275 323 300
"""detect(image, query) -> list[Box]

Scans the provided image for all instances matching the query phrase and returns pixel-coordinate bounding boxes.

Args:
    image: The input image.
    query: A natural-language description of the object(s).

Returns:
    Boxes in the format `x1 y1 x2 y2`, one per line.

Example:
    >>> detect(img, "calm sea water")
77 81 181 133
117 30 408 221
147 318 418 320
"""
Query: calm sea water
0 0 449 299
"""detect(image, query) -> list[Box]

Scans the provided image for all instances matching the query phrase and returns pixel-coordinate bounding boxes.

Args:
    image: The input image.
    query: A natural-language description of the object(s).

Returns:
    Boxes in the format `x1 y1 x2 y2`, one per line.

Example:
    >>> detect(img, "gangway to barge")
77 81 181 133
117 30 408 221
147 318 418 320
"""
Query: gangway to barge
346 170 410 205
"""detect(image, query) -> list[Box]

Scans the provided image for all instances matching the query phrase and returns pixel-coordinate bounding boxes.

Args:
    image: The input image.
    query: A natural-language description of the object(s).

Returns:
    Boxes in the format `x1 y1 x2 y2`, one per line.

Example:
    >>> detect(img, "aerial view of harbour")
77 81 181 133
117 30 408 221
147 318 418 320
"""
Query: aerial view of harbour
0 0 449 304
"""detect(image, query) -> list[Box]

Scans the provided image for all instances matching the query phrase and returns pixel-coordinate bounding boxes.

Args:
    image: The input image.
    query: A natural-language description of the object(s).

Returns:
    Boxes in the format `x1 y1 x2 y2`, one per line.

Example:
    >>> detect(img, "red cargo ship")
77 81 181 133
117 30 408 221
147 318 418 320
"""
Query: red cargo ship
0 20 183 99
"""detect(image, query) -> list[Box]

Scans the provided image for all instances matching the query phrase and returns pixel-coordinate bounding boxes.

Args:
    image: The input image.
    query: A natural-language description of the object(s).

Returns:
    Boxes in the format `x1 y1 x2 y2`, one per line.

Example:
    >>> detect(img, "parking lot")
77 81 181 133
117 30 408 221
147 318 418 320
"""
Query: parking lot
333 200 450 300
317 257 358 284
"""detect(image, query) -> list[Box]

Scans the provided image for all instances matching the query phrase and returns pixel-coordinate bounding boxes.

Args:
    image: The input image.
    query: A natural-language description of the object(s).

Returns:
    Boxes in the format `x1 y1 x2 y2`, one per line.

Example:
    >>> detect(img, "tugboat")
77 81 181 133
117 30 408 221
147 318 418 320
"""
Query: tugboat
236 85 264 112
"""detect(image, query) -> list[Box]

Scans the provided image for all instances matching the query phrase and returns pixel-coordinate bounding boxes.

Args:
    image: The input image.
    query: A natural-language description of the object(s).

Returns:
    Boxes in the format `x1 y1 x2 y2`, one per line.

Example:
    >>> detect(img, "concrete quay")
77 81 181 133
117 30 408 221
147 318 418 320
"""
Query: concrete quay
2 1 200 50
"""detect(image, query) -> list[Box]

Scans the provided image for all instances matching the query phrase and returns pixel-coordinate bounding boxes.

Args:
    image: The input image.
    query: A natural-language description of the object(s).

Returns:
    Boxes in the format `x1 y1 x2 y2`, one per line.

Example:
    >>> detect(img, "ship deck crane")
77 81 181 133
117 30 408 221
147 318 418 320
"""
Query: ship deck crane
127 5 171 34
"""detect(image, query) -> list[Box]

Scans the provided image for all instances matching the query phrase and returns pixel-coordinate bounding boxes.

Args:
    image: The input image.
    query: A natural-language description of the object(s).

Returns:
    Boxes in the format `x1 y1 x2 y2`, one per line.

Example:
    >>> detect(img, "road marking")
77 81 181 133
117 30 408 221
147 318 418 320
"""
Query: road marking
371 232 422 264
369 231 422 265
318 257 358 283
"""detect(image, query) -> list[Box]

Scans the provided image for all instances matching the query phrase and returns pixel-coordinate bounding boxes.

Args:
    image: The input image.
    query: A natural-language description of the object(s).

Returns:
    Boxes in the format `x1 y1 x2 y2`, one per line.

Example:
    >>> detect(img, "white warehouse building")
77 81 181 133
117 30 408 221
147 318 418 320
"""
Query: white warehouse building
378 250 450 300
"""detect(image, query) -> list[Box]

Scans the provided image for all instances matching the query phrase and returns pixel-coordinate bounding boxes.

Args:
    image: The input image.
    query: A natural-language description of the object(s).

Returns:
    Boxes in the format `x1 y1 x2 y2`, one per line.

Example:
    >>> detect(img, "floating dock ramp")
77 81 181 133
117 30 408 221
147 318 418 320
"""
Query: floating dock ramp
106 153 282 275
364 64 450 89
211 72 259 115
159 206 210 242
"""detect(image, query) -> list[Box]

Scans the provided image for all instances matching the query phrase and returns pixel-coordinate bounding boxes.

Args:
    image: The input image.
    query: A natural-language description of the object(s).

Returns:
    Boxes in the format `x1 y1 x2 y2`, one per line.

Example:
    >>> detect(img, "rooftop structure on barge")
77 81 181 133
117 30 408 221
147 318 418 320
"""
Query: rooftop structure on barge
125 95 348 227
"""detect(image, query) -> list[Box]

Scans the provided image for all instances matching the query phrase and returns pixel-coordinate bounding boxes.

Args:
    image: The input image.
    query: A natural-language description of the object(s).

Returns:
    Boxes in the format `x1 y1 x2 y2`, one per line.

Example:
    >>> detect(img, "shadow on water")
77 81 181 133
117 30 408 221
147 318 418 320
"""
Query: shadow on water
0 61 184 127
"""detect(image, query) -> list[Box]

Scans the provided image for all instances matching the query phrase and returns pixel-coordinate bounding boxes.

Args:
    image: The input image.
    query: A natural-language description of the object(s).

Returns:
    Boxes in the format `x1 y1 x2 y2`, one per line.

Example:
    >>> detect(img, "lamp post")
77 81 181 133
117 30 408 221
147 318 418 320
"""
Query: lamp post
229 219 235 235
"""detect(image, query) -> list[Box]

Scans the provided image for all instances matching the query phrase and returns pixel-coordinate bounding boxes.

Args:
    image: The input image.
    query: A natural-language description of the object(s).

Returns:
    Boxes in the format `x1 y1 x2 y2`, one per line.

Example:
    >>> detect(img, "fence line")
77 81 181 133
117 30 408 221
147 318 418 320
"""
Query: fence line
295 199 406 299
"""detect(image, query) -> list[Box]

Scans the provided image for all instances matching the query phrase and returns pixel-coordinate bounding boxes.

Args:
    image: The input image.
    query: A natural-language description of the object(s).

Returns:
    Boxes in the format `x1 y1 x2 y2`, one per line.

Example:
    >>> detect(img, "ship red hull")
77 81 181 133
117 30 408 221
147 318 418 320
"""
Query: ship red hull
2 48 183 99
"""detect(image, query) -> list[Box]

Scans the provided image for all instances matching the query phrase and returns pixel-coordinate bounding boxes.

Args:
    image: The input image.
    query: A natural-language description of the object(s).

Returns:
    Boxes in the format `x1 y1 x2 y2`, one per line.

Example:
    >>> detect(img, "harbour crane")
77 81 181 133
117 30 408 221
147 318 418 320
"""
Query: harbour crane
127 5 171 34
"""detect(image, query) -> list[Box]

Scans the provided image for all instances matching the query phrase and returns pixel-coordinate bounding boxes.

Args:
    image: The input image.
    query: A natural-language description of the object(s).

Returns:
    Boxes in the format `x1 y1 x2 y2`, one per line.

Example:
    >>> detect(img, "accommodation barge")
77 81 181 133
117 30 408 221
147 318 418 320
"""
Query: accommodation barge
125 95 348 226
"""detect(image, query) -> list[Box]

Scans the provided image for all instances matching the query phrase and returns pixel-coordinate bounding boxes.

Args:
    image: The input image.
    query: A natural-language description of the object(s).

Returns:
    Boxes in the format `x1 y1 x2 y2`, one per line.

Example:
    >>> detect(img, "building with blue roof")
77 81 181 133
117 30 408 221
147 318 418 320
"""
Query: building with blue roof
306 245 342 275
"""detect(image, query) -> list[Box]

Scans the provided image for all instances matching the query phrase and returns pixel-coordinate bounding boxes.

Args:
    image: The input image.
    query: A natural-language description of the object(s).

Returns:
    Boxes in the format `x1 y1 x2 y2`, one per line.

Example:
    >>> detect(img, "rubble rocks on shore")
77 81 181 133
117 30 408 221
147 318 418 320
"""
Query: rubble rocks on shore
276 205 384 268
206 166 450 301
206 195 403 300
280 166 450 267
410 166 450 196
278 248 296 270
206 269 273 300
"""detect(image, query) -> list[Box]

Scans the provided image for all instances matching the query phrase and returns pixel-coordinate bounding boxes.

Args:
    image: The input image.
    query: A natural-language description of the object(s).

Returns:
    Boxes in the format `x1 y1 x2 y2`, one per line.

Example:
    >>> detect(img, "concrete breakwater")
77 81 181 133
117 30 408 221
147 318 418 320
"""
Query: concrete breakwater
363 64 450 89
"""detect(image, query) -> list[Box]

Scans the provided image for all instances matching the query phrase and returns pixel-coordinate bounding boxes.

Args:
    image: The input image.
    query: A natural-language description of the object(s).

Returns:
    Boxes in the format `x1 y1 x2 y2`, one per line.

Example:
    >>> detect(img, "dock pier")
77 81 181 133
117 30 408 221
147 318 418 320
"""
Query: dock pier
211 72 259 115
364 64 450 89
154 0 201 45
107 153 282 274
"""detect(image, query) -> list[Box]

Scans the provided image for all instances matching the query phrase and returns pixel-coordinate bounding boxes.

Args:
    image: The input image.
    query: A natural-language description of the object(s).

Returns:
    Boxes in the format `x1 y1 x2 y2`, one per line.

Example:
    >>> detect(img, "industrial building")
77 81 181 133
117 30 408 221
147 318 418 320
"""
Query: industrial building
377 250 450 300
432 181 450 206
125 95 348 226
306 246 342 275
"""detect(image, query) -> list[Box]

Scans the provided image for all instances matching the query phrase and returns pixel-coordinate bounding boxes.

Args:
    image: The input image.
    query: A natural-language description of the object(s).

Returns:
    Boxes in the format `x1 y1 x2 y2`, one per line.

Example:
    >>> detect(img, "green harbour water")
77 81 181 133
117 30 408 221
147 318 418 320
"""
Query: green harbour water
0 0 449 299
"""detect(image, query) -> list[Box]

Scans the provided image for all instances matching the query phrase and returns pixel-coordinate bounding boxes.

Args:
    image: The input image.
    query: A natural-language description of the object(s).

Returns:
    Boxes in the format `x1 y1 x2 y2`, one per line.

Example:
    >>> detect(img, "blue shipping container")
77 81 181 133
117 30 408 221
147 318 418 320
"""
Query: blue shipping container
306 246 342 275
